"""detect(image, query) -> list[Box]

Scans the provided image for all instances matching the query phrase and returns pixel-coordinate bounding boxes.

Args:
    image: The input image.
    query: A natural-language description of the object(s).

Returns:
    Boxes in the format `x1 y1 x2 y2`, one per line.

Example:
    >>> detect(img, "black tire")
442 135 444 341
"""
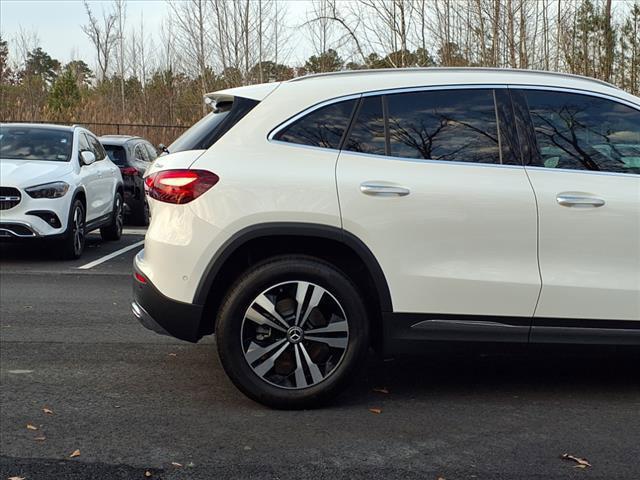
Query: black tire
216 255 369 409
129 198 149 226
61 199 86 260
100 192 124 241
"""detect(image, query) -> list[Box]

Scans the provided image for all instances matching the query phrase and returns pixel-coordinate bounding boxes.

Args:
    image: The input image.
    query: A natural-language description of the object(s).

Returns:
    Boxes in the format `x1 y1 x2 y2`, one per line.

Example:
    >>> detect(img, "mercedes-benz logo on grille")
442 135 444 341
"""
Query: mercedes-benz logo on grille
286 326 304 344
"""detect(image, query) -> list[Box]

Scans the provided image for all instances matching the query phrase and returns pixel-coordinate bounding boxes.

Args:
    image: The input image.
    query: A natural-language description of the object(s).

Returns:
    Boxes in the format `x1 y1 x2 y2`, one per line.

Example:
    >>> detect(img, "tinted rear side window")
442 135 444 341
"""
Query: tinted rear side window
168 97 259 154
523 90 640 174
387 89 501 164
103 145 127 166
344 96 386 156
275 99 357 149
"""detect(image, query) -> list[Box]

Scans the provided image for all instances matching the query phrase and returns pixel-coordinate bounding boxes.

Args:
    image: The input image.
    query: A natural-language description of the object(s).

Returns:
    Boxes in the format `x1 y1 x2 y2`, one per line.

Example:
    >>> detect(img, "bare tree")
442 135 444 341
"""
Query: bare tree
114 0 126 115
81 1 118 81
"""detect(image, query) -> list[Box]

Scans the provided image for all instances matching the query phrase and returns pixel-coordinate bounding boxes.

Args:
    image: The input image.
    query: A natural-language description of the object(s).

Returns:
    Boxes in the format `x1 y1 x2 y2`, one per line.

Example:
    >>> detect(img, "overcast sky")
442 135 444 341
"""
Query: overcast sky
0 0 313 67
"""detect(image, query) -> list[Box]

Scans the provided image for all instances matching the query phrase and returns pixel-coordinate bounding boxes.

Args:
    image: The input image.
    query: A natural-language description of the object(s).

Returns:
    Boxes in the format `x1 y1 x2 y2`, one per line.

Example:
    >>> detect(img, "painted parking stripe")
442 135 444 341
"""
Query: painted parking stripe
123 228 147 235
77 240 144 270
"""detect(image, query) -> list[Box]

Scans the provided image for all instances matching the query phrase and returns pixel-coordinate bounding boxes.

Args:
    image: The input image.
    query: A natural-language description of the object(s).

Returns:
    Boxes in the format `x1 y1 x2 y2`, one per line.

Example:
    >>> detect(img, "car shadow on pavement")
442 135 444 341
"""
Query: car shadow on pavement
340 345 640 406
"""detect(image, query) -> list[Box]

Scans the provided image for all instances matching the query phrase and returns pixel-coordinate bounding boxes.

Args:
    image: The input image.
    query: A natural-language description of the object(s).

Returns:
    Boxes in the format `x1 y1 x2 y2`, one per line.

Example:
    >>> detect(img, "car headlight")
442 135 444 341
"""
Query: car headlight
25 181 70 199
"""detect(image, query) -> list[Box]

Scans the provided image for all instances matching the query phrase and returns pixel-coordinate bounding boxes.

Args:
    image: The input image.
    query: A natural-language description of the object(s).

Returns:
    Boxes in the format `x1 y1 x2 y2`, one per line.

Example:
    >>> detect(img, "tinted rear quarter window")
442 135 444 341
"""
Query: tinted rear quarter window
523 90 640 174
386 89 501 164
275 99 357 149
103 145 127 166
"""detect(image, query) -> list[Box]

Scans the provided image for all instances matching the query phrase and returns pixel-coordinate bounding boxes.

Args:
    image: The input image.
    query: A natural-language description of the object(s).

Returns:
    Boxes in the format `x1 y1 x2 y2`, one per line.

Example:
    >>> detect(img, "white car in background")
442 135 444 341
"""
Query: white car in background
0 123 124 258
132 68 640 408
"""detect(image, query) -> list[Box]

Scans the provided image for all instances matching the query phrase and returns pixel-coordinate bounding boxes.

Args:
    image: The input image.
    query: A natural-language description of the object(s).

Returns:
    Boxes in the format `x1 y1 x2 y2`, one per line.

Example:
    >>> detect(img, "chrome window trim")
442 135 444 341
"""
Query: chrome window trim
515 86 640 177
338 149 525 170
267 93 362 141
524 165 639 178
267 84 510 142
511 84 640 111
267 83 639 174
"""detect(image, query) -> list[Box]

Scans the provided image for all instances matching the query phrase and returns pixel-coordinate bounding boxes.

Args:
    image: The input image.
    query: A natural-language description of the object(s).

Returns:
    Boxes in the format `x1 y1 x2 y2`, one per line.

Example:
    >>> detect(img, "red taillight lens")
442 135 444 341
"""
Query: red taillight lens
121 166 138 176
134 272 147 284
144 169 219 204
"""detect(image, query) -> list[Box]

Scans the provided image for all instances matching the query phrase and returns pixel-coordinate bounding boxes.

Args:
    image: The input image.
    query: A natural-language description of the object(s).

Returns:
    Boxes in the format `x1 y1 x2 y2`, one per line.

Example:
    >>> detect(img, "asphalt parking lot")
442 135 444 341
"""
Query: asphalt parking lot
1 231 639 480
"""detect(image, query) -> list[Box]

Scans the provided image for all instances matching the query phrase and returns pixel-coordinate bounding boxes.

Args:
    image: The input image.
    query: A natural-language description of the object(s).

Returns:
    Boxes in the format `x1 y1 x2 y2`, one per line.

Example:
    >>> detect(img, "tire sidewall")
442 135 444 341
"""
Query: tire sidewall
113 192 123 237
216 257 369 408
63 199 85 259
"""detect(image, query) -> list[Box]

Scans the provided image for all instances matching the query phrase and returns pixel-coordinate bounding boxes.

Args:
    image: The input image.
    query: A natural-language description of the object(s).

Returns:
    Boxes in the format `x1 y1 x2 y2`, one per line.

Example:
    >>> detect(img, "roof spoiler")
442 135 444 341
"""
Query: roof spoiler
204 82 281 109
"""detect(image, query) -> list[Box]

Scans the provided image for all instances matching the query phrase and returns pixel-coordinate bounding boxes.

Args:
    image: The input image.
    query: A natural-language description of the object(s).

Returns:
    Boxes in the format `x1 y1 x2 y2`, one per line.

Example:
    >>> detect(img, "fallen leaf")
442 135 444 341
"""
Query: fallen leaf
561 453 591 468
369 408 382 414
168 353 177 357
170 462 183 467
34 436 46 441
26 424 38 431
144 471 152 477
437 477 446 480
574 464 588 469
69 449 81 458
42 408 53 415
373 387 389 394
8 476 26 480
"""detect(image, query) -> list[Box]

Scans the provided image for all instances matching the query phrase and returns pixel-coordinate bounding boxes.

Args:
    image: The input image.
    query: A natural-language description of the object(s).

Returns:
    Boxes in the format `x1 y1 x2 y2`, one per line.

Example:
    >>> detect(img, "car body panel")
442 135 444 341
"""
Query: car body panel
337 153 541 317
527 168 640 321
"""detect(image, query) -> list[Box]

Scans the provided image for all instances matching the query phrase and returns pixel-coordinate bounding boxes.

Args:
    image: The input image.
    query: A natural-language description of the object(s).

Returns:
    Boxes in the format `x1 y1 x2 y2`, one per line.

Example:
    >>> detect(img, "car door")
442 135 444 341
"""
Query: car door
336 87 541 339
86 132 116 218
77 132 102 222
512 88 640 330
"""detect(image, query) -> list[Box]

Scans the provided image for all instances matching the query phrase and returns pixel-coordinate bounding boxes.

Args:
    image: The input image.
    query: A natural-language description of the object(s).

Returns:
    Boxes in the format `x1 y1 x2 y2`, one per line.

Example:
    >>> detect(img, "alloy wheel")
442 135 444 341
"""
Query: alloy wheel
240 281 349 390
73 206 85 255
115 196 124 235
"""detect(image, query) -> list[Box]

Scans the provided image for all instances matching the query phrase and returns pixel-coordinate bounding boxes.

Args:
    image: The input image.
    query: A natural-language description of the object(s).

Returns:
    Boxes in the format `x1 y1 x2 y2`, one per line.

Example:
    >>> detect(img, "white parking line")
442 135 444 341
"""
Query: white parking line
123 228 147 235
77 240 144 270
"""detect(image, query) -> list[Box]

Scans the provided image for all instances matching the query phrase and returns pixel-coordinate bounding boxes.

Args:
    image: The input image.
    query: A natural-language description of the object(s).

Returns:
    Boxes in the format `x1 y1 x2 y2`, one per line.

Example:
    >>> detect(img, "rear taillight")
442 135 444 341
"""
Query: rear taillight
144 169 219 204
121 166 138 176
134 272 147 284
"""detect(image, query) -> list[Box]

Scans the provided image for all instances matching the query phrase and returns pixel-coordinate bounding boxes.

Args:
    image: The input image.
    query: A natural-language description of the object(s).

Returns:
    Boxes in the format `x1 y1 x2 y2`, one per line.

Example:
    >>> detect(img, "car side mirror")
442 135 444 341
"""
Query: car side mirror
80 150 96 166
158 143 169 154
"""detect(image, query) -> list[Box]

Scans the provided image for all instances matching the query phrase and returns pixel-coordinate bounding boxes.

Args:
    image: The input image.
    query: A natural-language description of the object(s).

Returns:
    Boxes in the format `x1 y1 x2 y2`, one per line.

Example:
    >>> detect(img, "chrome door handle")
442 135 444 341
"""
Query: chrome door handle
556 193 605 208
360 183 410 197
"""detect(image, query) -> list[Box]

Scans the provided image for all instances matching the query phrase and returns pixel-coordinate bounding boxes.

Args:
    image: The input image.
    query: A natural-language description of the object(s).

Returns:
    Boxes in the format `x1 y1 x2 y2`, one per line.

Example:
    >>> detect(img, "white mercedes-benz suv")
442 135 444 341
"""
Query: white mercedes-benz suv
132 68 640 408
1 123 124 258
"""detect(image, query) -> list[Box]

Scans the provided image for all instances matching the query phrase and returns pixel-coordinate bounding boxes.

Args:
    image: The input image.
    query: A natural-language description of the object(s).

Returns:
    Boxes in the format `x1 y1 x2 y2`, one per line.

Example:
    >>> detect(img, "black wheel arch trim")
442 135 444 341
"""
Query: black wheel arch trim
192 222 393 312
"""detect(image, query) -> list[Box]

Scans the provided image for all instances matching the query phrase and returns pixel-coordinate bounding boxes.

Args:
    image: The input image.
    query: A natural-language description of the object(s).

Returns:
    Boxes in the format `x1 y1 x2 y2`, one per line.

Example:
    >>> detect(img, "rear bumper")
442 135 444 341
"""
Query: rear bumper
132 261 204 342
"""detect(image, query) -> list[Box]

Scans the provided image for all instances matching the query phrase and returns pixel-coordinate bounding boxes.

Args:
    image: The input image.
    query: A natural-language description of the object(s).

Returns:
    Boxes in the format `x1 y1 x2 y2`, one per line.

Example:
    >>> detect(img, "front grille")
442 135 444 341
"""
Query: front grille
0 187 21 210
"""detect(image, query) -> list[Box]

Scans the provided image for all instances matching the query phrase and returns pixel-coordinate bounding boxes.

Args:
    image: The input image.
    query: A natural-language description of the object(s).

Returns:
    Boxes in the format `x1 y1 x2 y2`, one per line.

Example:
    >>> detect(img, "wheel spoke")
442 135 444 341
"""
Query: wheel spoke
298 343 323 384
293 344 308 388
294 281 310 325
299 285 325 328
245 338 287 365
254 294 290 329
253 342 290 378
305 335 348 349
304 320 348 335
245 306 287 334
